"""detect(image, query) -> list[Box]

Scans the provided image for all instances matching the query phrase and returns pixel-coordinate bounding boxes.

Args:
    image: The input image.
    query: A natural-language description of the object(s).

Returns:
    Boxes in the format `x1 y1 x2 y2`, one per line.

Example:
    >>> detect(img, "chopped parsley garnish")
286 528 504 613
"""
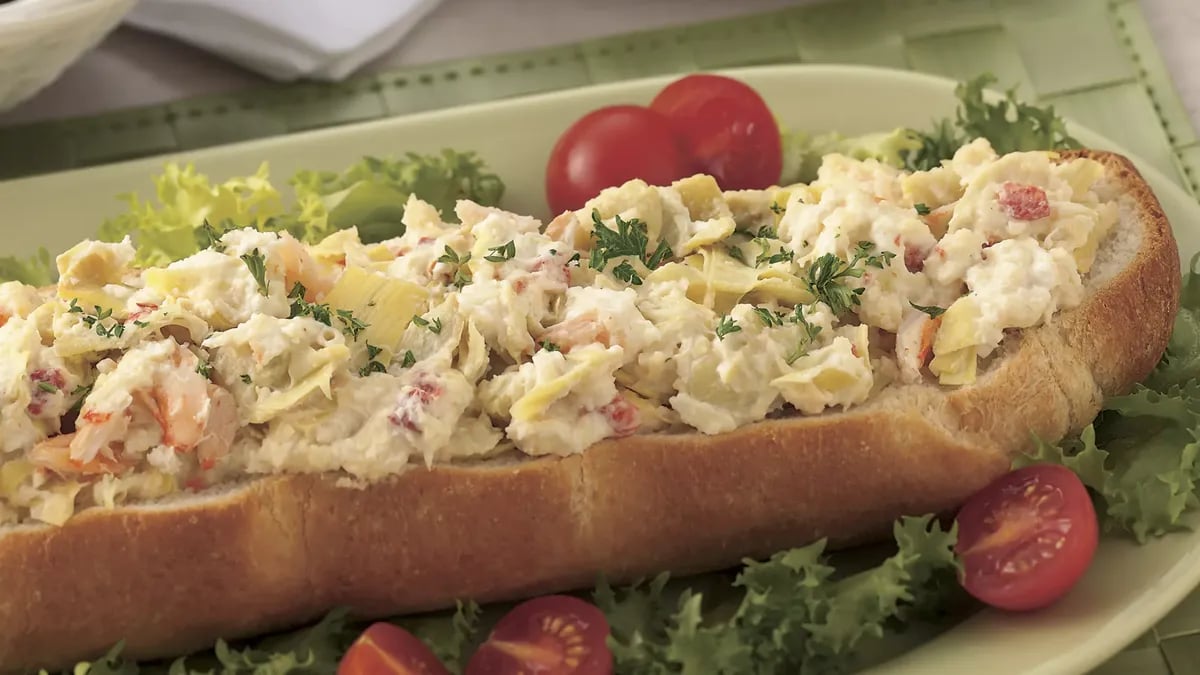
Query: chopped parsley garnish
802 241 894 316
715 315 742 340
400 349 416 368
588 210 673 283
241 249 270 296
769 202 784 215
411 315 429 327
197 220 226 251
540 341 561 352
359 343 389 377
67 384 92 416
196 360 213 378
785 308 824 365
132 320 149 328
336 309 369 340
727 245 748 265
288 283 333 326
755 241 794 267
910 301 947 319
753 307 787 327
240 374 253 385
429 317 444 335
484 240 517 263
611 260 644 286
437 245 473 288
756 225 778 239
36 381 58 394
914 203 931 216
903 74 1080 172
71 300 126 339
568 252 581 266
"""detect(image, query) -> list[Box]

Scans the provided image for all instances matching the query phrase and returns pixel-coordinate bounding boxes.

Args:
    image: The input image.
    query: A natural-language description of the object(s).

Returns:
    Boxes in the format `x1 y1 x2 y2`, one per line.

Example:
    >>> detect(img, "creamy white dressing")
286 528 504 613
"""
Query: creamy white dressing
0 139 1120 526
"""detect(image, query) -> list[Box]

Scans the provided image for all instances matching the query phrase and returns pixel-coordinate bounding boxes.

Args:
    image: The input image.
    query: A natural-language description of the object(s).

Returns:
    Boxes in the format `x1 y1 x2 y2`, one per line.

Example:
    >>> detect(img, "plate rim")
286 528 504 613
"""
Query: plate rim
4 62 1199 675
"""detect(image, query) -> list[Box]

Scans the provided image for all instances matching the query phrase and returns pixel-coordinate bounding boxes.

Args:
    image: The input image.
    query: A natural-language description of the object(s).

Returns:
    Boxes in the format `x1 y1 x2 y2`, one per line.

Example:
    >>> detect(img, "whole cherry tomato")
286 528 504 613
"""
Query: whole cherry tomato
545 105 692 215
649 73 783 190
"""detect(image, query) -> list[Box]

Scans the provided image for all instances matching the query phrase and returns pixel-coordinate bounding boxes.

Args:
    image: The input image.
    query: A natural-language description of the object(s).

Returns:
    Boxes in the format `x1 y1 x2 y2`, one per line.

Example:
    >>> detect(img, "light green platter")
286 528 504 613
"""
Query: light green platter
1 64 1198 674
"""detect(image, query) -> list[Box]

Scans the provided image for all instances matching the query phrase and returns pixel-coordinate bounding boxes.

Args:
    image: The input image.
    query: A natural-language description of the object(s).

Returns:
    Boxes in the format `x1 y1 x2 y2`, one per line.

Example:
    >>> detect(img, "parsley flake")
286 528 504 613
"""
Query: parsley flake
715 316 742 340
336 309 369 340
240 374 253 385
411 315 429 328
611 261 643 286
429 318 443 335
727 245 748 265
484 240 517 263
198 220 226 252
437 246 473 288
910 301 946 319
802 241 895 316
196 360 213 378
914 203 932 216
540 341 561 352
36 381 58 394
588 210 673 283
359 343 389 377
753 307 786 327
785 308 824 364
770 202 784 215
241 249 270 296
400 350 416 368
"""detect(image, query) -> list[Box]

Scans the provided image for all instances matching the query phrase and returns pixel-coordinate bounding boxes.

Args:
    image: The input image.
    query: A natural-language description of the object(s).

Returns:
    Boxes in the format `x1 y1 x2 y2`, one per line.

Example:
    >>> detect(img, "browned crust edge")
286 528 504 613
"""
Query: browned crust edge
0 150 1181 672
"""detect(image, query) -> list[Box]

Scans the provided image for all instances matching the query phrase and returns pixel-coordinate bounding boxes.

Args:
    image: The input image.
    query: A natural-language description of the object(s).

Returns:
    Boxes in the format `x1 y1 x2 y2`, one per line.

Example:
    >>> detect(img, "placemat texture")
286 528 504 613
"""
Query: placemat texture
0 0 1195 197
2 0 1199 672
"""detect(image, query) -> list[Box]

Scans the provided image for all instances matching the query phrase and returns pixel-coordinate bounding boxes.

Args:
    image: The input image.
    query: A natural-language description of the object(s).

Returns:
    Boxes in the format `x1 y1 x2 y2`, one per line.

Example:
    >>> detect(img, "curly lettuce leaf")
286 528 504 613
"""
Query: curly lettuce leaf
902 73 1079 172
98 162 288 268
1019 386 1200 543
779 128 922 185
0 246 56 286
289 150 505 243
400 600 483 673
596 515 959 675
1147 252 1200 390
1 150 507 284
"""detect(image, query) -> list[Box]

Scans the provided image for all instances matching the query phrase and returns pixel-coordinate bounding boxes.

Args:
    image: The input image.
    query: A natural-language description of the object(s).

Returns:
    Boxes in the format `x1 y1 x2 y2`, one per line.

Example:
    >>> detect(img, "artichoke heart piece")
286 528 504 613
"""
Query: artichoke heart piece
322 266 429 353
250 358 345 424
930 296 981 385
672 174 732 221
510 349 614 424
0 459 34 500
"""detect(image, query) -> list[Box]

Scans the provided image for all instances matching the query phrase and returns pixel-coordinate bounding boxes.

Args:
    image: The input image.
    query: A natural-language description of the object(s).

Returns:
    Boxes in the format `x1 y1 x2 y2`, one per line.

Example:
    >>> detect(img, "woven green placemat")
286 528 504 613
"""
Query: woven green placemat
3 0 1199 672
0 0 1195 199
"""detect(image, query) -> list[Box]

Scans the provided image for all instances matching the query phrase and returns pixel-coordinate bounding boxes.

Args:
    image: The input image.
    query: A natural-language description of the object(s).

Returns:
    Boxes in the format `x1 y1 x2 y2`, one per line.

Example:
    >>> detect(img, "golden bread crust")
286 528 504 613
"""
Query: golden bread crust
0 150 1181 672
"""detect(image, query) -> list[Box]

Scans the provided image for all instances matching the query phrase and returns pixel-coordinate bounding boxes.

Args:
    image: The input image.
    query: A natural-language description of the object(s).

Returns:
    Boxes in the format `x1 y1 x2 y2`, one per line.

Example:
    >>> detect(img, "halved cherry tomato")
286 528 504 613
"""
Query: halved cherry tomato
649 73 783 191
955 464 1098 612
465 595 612 675
338 622 451 675
545 105 691 215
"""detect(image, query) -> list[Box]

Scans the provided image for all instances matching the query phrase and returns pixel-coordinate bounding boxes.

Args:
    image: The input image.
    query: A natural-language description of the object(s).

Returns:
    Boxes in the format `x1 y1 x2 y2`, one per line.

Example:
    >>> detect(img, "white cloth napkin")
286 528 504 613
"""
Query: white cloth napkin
122 0 445 81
